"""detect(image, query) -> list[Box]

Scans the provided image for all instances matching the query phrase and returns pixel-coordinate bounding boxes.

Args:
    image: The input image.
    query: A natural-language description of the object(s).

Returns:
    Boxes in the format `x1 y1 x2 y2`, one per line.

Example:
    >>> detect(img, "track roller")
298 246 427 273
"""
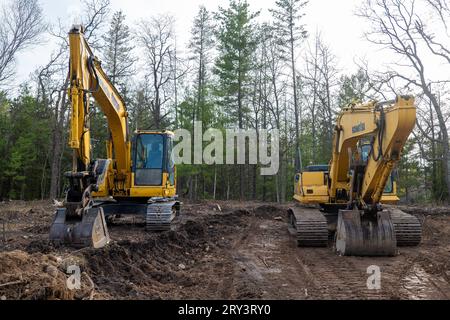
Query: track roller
146 198 180 231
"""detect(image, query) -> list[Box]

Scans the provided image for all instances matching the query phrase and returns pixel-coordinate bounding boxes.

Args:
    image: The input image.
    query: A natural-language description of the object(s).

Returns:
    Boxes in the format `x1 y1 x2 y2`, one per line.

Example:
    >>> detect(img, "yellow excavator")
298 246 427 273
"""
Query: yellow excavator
289 95 422 256
49 25 180 248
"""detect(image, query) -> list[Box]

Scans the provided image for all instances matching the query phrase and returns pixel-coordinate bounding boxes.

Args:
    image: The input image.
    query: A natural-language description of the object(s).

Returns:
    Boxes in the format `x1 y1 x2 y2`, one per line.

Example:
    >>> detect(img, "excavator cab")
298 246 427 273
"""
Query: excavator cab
50 131 179 248
133 132 175 188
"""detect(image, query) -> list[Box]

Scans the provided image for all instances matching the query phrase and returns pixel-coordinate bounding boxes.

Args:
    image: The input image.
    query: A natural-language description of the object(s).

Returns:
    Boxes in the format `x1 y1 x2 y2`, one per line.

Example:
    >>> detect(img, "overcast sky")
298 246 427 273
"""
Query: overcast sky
12 0 448 89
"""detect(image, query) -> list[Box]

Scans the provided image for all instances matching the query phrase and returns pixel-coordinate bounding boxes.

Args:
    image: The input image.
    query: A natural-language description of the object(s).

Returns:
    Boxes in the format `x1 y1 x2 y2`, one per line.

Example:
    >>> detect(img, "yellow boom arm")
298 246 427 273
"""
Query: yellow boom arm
329 95 416 206
68 25 130 182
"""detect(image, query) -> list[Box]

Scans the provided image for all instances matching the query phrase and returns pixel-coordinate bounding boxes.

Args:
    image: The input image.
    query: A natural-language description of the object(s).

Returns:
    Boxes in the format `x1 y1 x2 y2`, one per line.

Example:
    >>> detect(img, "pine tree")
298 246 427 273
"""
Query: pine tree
0 91 11 198
95 11 135 158
214 0 259 128
2 87 51 199
214 0 259 199
189 5 215 124
337 69 370 107
102 10 136 93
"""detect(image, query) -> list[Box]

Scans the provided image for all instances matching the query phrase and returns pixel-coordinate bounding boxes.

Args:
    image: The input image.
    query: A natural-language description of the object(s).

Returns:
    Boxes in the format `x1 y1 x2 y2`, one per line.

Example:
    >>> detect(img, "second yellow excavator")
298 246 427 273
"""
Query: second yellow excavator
49 25 180 248
289 95 422 256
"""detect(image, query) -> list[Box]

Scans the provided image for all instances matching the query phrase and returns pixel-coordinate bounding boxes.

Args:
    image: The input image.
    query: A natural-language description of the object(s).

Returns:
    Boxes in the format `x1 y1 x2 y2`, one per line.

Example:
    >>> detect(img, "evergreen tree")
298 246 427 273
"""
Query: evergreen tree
102 10 136 93
93 11 135 158
189 6 215 125
0 91 11 197
337 69 370 107
1 87 51 199
214 0 259 199
214 0 259 128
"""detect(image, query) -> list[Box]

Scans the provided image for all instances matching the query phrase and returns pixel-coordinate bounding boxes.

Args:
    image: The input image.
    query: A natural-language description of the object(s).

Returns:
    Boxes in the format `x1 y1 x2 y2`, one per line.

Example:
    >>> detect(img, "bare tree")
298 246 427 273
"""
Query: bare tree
270 0 308 172
82 0 110 48
423 0 450 30
302 33 339 163
246 24 285 202
36 0 111 199
136 14 177 129
0 0 45 86
358 0 450 201
415 5 450 65
188 6 214 124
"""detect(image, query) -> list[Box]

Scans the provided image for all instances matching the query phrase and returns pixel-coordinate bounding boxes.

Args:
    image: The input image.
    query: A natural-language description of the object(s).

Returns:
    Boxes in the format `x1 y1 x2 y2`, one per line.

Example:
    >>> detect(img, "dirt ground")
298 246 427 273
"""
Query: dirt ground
0 200 449 300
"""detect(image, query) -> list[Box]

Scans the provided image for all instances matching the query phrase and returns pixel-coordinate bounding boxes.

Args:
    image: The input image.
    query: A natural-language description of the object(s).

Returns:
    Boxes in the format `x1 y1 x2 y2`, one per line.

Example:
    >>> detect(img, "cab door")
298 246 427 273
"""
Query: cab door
133 133 165 186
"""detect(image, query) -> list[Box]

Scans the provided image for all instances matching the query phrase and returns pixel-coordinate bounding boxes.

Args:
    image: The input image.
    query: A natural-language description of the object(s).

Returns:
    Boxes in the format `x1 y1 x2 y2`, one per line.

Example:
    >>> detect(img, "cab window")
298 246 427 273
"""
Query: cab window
384 174 393 193
136 134 164 169
134 134 164 186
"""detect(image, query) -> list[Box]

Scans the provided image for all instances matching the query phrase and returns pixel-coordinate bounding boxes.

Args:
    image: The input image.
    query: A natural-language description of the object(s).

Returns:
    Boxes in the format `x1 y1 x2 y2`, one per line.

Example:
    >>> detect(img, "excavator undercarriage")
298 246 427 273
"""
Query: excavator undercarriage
49 198 181 248
288 205 422 256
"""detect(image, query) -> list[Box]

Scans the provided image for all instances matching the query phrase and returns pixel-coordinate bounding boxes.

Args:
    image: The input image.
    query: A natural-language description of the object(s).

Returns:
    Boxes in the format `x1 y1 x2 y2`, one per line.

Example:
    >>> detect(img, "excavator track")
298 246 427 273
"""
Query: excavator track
389 208 422 246
146 199 179 231
288 206 328 247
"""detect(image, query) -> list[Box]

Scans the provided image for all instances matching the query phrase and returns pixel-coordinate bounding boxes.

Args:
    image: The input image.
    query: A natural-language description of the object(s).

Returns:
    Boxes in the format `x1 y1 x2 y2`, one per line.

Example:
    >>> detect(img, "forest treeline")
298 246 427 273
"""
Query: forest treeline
0 0 449 203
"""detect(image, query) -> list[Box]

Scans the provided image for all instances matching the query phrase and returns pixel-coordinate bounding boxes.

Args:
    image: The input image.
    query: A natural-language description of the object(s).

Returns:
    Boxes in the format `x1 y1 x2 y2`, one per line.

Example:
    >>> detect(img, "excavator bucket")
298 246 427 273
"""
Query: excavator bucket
335 210 397 256
49 207 110 248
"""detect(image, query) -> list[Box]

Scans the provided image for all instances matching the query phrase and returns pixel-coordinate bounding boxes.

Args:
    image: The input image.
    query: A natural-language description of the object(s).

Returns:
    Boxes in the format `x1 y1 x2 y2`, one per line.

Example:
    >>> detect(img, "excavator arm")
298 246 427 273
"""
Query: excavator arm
50 25 181 249
329 95 416 209
68 25 130 182
328 95 419 256
360 97 416 205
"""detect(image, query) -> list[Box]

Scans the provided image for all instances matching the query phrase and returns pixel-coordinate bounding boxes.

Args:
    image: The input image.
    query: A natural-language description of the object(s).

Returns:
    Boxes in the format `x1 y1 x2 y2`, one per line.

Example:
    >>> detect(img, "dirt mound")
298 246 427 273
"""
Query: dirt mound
183 219 205 237
1 204 255 300
0 250 92 300
253 205 285 219
77 216 223 299
25 240 57 254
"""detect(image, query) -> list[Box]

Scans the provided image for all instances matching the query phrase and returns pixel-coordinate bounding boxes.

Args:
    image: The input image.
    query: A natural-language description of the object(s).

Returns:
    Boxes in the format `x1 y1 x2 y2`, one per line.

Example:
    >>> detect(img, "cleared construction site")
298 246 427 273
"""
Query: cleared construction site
0 200 449 300
1 0 450 303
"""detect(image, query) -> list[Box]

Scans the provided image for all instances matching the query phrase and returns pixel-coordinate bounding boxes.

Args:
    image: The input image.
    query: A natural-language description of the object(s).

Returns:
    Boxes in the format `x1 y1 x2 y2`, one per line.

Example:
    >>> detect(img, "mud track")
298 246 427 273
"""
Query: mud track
0 200 449 300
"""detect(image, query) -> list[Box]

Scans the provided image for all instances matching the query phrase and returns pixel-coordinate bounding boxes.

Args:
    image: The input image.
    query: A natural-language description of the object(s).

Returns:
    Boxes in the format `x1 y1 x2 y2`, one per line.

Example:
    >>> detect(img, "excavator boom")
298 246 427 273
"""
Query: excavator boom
68 25 130 176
